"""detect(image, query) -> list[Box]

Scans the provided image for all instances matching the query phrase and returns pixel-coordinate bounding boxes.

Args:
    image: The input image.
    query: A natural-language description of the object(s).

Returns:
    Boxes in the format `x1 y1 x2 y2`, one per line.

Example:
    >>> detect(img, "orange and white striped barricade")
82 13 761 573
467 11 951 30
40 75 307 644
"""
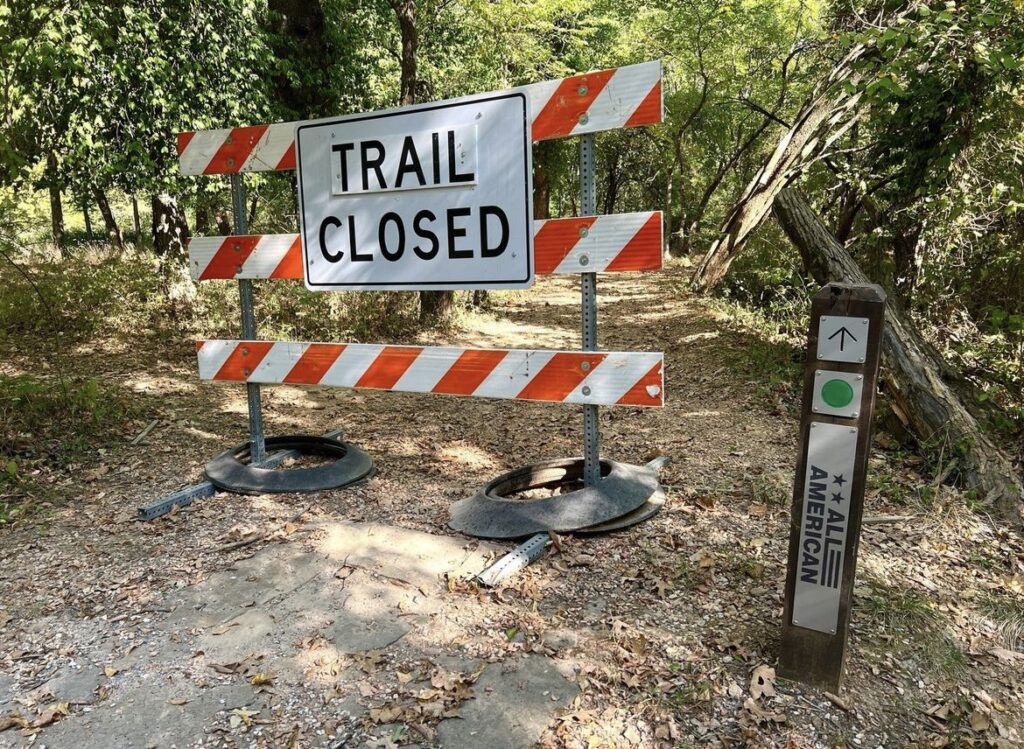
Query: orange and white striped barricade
140 62 667 526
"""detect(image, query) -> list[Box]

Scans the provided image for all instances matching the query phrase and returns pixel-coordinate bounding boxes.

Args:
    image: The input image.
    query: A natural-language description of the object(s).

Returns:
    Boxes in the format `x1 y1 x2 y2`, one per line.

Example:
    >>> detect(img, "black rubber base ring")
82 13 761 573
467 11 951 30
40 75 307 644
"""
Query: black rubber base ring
205 435 374 495
448 458 662 539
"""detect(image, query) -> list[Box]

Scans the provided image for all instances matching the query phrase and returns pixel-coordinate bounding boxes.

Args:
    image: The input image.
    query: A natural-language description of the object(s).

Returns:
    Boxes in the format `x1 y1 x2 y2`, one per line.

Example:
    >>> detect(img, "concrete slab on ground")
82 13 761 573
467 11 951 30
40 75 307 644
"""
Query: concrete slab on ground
1 521 579 749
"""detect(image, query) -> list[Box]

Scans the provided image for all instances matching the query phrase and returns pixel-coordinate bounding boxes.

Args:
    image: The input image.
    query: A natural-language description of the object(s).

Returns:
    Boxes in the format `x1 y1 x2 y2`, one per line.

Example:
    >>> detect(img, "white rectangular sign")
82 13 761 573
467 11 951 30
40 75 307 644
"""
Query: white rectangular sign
792 422 858 635
296 92 533 291
817 315 870 363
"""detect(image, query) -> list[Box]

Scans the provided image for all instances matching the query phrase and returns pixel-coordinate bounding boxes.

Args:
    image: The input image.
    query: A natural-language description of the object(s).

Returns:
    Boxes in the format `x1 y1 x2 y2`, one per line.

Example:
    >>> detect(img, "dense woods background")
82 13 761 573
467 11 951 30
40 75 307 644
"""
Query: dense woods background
1 0 1022 521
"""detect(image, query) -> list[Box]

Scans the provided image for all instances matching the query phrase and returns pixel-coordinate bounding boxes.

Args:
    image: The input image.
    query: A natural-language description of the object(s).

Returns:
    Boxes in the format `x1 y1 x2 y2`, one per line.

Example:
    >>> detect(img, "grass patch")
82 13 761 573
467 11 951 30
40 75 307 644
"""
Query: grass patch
749 470 791 507
703 298 804 403
860 579 938 630
979 593 1024 650
857 578 968 678
0 374 136 527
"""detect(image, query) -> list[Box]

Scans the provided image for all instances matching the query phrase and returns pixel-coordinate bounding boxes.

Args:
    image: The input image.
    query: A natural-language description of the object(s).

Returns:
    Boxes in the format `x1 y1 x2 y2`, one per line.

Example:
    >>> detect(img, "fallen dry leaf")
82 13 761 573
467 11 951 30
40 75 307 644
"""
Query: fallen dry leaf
970 710 992 732
750 664 776 699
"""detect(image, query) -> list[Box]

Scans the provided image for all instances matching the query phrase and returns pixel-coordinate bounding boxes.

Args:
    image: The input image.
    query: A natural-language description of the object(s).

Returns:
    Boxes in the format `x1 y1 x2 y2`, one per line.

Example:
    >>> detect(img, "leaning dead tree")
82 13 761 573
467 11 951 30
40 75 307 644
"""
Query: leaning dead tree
690 39 870 291
773 188 1024 520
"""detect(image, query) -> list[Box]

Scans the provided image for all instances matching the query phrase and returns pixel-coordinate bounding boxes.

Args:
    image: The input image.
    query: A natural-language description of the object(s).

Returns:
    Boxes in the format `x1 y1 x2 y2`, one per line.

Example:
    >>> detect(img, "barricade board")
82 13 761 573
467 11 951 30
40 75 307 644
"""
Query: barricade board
187 213 662 281
177 62 663 175
196 340 664 408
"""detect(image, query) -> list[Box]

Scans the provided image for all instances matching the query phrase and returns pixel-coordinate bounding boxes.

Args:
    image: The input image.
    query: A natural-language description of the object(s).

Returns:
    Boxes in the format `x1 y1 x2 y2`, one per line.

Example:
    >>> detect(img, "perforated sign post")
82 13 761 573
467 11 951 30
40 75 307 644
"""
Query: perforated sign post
780 283 886 691
296 92 533 291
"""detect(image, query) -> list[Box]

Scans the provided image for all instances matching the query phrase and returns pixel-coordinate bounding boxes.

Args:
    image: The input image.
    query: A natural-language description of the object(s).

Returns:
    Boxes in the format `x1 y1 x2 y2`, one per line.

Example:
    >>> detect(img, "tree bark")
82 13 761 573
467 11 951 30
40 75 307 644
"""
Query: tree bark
691 41 871 291
533 141 552 220
390 0 418 106
267 0 331 118
83 203 94 240
389 0 452 324
46 153 64 254
151 194 190 264
773 188 1023 520
94 188 124 249
131 195 142 241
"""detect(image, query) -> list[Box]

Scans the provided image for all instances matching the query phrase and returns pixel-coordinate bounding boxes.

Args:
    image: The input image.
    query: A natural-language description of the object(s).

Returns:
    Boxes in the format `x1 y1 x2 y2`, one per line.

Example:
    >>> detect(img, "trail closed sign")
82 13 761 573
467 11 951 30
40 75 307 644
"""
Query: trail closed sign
296 92 533 291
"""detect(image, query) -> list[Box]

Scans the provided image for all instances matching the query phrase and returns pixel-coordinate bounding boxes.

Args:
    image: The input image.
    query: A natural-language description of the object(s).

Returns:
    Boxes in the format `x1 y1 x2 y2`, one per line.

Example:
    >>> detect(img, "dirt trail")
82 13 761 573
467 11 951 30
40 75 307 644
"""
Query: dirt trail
1 266 1022 748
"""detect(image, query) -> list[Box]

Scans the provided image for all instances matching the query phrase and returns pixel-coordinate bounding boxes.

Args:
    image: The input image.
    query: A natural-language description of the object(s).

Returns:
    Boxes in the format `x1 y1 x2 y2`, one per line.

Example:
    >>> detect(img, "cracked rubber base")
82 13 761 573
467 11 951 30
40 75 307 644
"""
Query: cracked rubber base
449 457 663 539
205 435 374 495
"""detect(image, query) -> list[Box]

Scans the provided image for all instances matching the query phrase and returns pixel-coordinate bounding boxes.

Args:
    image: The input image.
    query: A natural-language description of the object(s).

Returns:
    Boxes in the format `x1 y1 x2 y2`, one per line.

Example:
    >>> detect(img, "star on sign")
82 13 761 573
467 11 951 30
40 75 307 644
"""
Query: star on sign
833 473 847 487
831 492 844 504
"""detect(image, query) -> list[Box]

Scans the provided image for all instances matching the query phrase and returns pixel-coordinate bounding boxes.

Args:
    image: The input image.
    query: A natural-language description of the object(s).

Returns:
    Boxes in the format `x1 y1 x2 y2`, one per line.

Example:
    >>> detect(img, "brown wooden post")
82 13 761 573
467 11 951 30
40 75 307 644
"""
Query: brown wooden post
779 283 886 692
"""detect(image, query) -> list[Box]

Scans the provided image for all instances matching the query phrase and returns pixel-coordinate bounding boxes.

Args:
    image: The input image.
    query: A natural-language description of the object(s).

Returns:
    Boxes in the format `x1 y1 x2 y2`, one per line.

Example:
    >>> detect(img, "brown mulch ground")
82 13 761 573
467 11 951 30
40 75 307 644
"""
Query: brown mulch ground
1 264 1023 748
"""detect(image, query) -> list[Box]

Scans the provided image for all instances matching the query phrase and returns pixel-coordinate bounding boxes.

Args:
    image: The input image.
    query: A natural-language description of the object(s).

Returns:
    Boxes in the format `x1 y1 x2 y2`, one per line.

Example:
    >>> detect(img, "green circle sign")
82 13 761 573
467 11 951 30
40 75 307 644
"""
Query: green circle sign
821 378 855 408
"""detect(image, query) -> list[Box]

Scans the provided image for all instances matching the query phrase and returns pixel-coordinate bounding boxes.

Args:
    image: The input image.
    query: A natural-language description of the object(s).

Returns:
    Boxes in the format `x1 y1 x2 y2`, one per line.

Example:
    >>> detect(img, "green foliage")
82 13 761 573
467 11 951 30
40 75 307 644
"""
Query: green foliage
0 374 132 461
1 0 275 200
0 247 156 344
0 373 134 525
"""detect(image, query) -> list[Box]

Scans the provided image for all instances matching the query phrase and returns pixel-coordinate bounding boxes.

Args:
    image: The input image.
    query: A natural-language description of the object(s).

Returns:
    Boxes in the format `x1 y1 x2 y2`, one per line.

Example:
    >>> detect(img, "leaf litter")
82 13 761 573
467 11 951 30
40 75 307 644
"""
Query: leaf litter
0 268 1021 747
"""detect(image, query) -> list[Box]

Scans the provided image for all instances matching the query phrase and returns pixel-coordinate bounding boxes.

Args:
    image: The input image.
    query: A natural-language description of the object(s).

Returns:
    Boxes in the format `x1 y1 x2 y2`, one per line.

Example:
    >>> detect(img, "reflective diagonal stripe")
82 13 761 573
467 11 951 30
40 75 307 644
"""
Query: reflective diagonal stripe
354 346 423 390
562 352 662 406
177 62 662 175
197 341 664 407
284 343 346 384
544 212 662 274
189 213 661 281
530 68 615 141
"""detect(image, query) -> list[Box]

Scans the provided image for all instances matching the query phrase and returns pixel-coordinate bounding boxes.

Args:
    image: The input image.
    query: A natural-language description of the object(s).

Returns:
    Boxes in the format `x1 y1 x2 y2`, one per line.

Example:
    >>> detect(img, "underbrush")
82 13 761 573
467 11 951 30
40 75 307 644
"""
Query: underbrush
0 374 135 526
722 237 1024 460
0 246 155 345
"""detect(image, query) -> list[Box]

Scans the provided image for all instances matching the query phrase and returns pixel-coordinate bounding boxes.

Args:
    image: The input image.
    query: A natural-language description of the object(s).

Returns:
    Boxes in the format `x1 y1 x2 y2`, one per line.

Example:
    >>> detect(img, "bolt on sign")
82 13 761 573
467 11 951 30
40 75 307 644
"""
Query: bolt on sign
296 93 533 291
780 283 886 692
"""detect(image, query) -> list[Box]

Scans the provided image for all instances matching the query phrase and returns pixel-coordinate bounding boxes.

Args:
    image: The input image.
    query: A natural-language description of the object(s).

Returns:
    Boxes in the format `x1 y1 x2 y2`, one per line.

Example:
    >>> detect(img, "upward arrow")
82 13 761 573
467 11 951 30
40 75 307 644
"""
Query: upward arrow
828 326 857 351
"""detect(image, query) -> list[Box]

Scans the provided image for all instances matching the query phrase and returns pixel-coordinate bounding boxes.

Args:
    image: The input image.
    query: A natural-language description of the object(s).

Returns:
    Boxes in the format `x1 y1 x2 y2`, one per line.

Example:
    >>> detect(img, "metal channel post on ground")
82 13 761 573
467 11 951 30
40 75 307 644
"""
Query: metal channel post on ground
579 133 600 488
229 174 266 463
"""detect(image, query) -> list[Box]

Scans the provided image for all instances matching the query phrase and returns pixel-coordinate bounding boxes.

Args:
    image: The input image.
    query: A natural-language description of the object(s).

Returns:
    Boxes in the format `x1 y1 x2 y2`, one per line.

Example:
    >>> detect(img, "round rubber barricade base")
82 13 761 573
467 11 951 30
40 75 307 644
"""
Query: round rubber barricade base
448 457 664 539
205 435 374 495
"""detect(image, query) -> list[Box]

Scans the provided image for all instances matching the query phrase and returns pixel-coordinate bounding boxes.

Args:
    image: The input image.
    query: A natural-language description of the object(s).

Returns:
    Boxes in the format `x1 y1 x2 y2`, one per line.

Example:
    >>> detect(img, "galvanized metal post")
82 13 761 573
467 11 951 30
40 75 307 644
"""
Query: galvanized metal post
579 134 600 487
230 174 266 463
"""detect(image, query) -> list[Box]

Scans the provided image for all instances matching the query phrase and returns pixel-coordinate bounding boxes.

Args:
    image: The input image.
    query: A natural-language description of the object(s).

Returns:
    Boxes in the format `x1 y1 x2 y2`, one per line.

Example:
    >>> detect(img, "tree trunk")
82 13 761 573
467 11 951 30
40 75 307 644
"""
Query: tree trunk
533 142 552 220
196 204 211 235
267 0 332 118
420 289 454 323
151 194 190 264
391 0 418 106
94 188 124 249
216 210 233 236
83 203 94 239
46 153 65 254
691 41 872 291
131 195 142 241
773 188 1023 520
390 0 451 324
248 193 259 231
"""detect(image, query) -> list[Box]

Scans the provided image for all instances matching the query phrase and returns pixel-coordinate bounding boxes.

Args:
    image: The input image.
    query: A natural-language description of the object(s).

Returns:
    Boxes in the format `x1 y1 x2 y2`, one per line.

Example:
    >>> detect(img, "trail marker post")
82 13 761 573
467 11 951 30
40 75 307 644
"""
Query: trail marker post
780 283 886 691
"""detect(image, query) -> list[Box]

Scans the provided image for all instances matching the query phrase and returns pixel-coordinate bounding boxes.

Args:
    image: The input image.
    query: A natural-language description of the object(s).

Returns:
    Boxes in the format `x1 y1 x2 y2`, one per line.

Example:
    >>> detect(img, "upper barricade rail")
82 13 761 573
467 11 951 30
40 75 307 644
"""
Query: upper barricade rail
176 62 663 176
